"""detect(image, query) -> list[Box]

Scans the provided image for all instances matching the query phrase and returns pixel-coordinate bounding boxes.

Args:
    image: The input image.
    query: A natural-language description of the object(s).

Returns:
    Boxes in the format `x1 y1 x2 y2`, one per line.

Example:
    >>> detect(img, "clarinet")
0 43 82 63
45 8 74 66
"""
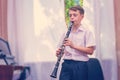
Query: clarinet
50 21 74 78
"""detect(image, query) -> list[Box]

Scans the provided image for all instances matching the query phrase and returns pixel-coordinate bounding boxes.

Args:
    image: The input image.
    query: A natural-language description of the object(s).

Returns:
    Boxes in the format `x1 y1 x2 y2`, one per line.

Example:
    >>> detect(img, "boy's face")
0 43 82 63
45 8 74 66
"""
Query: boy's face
69 10 84 25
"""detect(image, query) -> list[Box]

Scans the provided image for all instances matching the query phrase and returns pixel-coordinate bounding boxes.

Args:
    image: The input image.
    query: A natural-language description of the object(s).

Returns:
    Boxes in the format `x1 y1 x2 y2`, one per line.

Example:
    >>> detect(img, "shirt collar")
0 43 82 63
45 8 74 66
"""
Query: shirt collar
77 24 85 32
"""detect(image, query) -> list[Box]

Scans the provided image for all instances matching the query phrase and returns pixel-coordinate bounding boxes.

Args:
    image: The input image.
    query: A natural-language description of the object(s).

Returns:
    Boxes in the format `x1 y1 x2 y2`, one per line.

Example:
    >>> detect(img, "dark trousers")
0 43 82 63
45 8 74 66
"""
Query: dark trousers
59 60 88 80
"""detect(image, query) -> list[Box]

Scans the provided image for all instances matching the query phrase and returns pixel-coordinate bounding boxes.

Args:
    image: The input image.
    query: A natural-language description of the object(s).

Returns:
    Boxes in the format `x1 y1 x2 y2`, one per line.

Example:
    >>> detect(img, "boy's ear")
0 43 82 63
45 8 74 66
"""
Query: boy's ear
82 15 84 18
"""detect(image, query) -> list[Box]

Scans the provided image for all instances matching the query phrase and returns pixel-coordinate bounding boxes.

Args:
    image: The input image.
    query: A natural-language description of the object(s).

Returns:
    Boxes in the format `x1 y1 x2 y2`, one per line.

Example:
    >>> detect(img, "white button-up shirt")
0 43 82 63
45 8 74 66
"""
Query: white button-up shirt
58 24 96 61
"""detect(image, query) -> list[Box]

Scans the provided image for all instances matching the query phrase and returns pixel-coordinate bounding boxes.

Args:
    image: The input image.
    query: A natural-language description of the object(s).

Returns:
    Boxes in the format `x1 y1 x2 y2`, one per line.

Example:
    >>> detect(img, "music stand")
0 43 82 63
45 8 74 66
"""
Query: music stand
0 38 30 80
0 38 16 65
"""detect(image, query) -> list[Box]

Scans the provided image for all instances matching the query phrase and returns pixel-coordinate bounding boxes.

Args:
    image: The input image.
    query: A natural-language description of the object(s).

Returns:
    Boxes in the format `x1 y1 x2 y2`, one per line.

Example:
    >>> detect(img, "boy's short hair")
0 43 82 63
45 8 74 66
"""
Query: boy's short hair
69 5 84 14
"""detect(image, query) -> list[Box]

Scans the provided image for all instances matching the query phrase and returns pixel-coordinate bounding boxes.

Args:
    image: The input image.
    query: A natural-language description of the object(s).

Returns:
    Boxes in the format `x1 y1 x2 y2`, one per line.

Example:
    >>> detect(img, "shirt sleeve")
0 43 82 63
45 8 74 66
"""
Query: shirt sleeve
85 30 96 50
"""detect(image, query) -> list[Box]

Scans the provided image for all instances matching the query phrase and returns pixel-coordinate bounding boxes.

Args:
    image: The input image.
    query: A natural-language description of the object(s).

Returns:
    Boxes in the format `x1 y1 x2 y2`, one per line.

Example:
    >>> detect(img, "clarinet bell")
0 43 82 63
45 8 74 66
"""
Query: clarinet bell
50 67 58 78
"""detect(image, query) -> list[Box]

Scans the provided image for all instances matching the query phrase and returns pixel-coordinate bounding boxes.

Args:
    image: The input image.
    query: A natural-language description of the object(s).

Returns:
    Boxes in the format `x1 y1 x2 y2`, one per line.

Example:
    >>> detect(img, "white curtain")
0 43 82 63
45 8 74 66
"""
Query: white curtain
93 0 118 80
7 0 117 80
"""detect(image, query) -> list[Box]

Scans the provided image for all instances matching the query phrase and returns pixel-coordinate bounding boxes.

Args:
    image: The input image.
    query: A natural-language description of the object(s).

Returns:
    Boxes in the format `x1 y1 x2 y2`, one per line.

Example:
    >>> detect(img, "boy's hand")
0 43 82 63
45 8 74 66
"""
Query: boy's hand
64 38 74 48
56 48 61 57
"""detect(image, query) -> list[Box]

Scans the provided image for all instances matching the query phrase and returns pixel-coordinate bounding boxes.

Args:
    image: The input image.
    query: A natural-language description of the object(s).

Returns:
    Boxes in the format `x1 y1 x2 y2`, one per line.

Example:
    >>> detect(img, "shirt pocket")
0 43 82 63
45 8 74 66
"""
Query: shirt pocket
73 35 85 46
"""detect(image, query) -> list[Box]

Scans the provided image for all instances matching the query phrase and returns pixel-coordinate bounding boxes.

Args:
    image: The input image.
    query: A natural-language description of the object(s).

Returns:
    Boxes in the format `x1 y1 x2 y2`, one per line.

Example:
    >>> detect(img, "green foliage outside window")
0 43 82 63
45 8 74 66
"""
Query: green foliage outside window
64 0 83 26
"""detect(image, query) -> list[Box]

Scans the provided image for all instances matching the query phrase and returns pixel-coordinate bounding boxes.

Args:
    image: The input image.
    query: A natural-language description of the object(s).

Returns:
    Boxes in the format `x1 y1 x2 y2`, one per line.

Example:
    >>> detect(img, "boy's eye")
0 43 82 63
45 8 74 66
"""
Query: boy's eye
69 14 78 17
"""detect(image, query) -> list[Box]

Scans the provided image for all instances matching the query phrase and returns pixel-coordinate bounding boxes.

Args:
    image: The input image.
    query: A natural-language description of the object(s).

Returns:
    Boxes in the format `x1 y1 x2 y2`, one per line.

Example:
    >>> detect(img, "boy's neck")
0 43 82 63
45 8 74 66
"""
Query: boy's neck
72 23 81 31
